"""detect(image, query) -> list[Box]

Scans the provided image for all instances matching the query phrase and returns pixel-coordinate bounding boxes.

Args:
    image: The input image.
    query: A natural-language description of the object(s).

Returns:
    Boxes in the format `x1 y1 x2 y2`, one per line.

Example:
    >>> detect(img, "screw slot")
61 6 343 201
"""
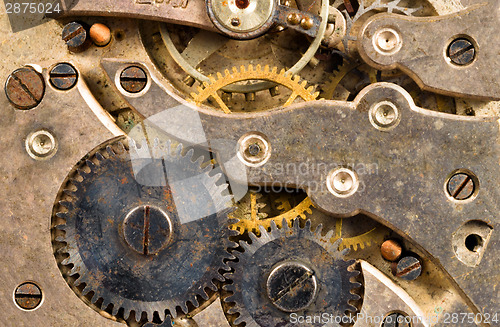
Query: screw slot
445 170 478 202
14 282 42 311
120 66 148 94
5 67 45 110
266 261 318 312
447 37 476 66
49 63 78 91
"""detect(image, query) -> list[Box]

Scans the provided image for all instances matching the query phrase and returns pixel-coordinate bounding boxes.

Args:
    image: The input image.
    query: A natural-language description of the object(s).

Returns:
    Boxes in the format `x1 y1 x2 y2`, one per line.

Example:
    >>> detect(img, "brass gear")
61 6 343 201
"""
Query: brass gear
191 65 319 113
230 190 383 251
229 190 314 234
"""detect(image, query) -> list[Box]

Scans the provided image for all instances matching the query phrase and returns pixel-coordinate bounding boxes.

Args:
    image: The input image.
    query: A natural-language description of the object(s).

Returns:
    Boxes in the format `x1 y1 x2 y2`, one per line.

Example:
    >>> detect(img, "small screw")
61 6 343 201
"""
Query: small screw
266 262 317 312
123 205 172 255
49 63 78 90
14 282 42 310
120 66 148 93
300 17 314 30
447 38 476 66
287 13 301 25
381 240 402 262
5 67 45 110
62 22 91 53
395 256 422 281
382 312 410 327
231 18 241 27
447 173 475 200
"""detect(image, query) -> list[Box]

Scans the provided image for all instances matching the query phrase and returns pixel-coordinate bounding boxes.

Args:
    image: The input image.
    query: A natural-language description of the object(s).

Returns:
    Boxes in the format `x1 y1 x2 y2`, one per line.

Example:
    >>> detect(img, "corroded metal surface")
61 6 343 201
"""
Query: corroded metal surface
359 2 500 100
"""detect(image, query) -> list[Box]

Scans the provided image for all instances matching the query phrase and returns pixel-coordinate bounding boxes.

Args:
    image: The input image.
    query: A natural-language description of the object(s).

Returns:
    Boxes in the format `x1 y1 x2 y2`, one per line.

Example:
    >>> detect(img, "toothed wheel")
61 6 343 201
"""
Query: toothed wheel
51 137 238 323
229 188 314 234
223 219 362 327
191 65 319 114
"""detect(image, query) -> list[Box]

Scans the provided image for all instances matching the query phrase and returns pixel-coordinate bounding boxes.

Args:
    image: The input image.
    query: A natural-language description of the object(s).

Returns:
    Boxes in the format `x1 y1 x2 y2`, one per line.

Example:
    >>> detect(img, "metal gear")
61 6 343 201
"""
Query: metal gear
191 65 319 113
159 0 329 94
229 188 384 251
229 189 314 234
340 0 422 54
223 219 361 326
51 137 238 323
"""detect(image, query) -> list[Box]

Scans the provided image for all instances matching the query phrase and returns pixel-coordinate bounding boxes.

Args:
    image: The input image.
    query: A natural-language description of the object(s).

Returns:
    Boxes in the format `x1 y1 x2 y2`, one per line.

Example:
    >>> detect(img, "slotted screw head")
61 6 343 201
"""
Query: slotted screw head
5 67 45 110
122 205 172 255
14 282 42 310
447 38 476 66
447 172 475 200
395 256 422 281
49 63 78 90
120 66 148 93
266 261 318 312
62 22 90 52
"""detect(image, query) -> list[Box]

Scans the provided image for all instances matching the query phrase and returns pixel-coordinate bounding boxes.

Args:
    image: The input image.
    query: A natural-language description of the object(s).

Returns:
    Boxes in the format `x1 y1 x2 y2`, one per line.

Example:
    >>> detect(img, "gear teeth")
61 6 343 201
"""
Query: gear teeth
226 220 361 325
52 138 237 323
95 152 105 161
179 301 189 315
86 159 97 171
314 223 323 236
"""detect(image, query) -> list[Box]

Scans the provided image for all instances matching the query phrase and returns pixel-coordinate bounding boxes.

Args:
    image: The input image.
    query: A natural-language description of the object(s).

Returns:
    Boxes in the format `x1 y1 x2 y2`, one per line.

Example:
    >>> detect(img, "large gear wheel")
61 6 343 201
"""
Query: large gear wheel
51 137 238 323
223 219 361 327
191 65 319 113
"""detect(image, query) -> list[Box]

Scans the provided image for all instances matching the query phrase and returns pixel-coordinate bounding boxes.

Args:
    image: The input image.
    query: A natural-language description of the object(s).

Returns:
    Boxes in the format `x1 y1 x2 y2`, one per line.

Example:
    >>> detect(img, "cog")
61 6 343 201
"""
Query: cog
341 0 422 53
191 65 319 113
51 137 238 323
223 219 361 326
229 190 314 234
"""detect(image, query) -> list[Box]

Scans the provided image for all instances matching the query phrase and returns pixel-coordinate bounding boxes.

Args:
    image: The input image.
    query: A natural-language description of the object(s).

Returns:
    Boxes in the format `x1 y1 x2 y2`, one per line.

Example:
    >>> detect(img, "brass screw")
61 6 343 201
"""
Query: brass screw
287 13 301 25
300 17 314 30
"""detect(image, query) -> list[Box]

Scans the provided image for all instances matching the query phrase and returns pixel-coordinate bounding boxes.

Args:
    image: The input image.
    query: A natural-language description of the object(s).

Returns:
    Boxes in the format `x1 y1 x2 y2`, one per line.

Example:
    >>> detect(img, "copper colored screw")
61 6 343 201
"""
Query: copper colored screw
89 23 111 47
5 67 45 110
381 239 402 261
